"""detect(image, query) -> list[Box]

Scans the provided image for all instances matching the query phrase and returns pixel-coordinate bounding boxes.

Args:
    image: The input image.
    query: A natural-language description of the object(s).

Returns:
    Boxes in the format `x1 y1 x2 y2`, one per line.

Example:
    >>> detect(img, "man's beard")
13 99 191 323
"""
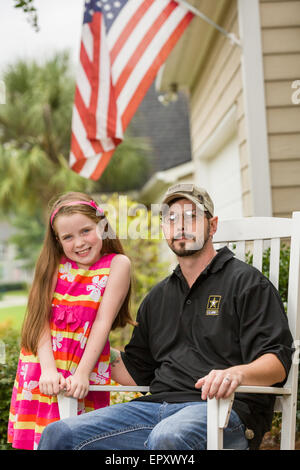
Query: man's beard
169 226 210 257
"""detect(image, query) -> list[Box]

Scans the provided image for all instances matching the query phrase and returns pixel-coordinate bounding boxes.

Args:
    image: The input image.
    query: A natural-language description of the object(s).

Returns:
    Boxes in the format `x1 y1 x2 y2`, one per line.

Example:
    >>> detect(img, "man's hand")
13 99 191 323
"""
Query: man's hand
195 368 243 400
195 354 286 400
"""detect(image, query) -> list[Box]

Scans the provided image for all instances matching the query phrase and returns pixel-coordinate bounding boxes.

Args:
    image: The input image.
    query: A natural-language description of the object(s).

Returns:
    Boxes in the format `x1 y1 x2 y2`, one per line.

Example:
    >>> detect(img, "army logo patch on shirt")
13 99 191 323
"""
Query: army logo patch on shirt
206 295 222 315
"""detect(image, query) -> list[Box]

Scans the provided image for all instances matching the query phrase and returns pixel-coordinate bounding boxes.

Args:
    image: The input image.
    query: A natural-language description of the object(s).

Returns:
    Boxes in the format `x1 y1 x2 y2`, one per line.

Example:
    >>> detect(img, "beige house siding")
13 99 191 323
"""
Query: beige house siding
188 2 253 215
260 0 300 217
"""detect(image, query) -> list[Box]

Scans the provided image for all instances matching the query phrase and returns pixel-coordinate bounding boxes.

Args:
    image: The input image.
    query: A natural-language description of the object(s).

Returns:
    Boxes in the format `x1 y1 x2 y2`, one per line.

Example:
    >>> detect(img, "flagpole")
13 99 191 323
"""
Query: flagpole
177 0 242 47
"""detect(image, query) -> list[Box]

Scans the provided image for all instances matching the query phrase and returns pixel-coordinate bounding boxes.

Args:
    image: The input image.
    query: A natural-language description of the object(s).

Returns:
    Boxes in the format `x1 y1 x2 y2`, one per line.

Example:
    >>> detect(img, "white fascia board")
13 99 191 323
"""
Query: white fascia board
139 161 195 204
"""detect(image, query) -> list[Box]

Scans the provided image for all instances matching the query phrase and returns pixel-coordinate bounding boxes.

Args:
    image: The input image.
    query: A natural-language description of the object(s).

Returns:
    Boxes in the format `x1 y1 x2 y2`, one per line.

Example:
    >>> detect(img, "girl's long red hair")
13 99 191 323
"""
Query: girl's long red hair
21 192 135 355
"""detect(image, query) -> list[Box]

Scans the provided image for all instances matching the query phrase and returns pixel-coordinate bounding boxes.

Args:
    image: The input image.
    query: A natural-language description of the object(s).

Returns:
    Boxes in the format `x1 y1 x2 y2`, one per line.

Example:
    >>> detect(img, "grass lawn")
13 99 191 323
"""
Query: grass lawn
0 305 26 333
2 290 28 297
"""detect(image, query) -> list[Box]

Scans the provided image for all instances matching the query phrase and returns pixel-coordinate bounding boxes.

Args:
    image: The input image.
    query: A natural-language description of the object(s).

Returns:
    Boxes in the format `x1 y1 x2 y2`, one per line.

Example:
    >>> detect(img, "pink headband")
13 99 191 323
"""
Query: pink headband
50 200 104 227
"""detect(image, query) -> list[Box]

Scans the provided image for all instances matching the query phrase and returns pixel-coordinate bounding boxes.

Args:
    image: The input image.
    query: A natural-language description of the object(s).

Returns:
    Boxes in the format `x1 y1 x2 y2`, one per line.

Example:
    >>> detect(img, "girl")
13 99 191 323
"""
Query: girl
8 192 135 450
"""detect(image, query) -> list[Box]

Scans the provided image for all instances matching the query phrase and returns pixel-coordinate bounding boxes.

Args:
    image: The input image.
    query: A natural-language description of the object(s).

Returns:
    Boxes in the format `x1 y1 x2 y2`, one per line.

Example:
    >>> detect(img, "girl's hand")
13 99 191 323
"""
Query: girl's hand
65 371 90 399
39 370 66 396
59 373 67 393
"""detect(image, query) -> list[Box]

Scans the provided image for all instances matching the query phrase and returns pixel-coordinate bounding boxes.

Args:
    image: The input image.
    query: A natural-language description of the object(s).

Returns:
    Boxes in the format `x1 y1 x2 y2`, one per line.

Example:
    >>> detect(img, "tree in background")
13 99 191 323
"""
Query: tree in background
12 0 39 31
93 134 151 193
0 52 93 218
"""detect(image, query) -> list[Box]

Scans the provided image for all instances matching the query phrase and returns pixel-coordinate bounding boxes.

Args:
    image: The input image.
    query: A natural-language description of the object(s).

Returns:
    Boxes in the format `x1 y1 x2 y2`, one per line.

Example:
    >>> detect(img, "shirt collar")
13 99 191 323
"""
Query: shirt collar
172 246 234 281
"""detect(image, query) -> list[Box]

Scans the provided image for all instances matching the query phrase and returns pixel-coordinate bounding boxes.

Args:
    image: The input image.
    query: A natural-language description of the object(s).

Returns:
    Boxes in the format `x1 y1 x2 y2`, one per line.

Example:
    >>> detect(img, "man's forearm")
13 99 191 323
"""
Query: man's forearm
232 353 286 386
195 353 287 400
110 348 137 386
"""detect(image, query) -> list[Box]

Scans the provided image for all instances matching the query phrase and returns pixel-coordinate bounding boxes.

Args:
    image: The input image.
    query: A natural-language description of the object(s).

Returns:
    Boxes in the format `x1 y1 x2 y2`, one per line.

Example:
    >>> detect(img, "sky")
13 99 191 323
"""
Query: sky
0 0 84 74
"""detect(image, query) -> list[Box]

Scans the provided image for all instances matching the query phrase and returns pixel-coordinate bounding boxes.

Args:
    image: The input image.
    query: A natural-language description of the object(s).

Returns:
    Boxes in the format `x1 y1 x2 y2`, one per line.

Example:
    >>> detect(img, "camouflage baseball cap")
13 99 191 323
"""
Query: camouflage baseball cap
161 183 214 216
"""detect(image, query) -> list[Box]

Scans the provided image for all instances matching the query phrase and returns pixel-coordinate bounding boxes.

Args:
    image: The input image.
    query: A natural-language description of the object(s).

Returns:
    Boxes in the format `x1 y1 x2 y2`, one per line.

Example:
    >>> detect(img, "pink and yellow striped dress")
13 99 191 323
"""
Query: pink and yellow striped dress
8 253 116 450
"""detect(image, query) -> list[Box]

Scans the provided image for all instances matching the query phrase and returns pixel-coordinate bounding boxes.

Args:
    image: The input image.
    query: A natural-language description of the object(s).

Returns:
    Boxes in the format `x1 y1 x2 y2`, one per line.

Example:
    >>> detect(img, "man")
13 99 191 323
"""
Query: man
38 183 293 450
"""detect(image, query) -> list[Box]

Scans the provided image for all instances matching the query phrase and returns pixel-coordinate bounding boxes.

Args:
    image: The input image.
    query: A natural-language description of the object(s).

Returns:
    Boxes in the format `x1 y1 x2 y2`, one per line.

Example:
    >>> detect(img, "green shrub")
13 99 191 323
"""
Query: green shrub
0 327 20 450
245 243 290 305
246 244 299 437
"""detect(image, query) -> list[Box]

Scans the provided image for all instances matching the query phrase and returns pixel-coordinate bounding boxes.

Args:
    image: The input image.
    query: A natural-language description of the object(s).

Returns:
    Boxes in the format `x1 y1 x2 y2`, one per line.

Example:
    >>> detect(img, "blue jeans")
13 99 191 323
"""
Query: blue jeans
38 400 248 450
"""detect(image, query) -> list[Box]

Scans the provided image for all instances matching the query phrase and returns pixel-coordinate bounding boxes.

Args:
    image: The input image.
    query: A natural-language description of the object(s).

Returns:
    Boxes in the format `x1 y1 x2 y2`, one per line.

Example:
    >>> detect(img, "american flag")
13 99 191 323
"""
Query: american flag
69 0 194 180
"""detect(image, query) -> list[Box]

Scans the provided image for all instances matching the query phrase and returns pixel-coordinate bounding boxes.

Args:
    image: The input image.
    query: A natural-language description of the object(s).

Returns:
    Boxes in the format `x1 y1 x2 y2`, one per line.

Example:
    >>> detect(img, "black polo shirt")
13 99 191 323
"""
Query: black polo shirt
121 247 293 449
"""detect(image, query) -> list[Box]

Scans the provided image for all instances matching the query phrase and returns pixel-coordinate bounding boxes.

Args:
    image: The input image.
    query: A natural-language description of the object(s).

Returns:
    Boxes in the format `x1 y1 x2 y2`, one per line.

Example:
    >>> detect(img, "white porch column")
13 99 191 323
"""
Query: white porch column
238 0 272 216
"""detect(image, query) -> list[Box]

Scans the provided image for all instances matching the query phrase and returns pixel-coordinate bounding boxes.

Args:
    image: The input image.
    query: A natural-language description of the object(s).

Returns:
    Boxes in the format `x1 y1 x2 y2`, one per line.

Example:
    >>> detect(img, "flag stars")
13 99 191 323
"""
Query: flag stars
84 0 125 31
84 0 102 23
101 0 122 22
